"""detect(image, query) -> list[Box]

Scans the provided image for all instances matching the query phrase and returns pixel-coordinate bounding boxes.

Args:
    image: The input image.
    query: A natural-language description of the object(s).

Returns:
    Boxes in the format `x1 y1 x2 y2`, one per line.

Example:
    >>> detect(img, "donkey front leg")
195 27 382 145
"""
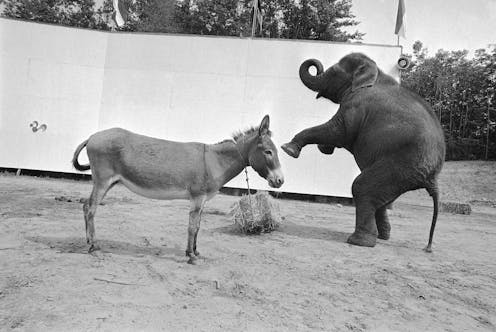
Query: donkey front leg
186 195 206 264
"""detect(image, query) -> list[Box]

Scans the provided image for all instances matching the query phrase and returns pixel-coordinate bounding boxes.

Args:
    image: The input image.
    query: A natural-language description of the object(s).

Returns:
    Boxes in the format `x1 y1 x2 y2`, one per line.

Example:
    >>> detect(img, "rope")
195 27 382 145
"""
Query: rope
235 137 254 220
244 167 255 220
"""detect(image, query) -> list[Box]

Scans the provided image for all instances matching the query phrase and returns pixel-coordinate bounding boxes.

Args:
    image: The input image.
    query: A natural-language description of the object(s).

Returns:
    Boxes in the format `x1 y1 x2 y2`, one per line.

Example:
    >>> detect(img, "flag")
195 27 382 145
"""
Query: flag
112 0 128 28
251 0 263 36
395 0 406 38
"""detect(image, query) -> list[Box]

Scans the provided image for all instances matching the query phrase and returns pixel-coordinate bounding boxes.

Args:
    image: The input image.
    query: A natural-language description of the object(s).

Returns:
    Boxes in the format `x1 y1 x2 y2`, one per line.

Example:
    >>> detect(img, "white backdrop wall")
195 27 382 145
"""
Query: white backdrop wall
0 19 401 198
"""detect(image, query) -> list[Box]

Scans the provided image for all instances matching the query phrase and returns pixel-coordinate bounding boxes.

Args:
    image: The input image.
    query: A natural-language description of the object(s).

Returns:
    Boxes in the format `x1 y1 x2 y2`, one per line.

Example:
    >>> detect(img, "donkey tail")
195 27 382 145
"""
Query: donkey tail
72 139 90 171
424 180 439 253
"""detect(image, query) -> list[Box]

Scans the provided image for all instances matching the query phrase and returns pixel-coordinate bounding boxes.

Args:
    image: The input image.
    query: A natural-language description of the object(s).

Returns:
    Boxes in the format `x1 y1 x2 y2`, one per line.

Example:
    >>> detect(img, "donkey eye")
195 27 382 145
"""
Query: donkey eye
264 150 273 156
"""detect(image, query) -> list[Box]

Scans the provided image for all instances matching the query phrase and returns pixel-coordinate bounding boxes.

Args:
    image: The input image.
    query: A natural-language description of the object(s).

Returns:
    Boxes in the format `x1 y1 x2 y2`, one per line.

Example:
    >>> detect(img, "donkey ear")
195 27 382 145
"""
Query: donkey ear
259 115 270 136
352 61 378 92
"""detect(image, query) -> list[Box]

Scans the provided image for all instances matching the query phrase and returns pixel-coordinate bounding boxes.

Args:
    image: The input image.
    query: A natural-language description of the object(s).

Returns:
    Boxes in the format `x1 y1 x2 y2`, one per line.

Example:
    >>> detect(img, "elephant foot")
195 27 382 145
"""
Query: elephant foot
281 142 301 158
347 231 377 247
317 144 335 155
377 231 390 240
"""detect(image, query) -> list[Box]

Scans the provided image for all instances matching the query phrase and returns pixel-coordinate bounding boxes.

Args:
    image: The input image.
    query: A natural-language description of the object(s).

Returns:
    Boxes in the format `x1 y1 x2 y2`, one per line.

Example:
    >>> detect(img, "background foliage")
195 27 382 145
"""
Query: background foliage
1 0 363 41
401 42 496 160
1 0 109 29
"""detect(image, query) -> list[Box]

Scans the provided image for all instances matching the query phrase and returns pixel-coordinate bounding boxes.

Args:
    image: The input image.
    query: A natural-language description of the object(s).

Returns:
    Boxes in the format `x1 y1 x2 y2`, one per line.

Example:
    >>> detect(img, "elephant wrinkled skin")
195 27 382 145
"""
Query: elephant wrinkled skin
282 53 446 252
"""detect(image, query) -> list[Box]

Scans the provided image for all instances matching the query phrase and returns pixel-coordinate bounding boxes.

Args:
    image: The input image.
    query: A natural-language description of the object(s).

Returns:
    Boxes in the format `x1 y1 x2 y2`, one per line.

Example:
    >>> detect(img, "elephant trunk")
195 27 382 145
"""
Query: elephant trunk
299 59 327 93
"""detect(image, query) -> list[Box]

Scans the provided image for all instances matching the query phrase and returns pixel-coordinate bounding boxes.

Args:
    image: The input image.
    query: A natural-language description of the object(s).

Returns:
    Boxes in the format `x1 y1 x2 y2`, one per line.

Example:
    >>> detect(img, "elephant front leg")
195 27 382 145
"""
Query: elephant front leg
317 144 335 155
282 118 343 158
281 125 334 158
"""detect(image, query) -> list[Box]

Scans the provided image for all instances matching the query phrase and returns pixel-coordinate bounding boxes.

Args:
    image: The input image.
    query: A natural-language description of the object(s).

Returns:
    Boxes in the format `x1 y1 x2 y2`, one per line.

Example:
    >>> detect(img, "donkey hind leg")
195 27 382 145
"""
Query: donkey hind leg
186 195 207 264
348 161 402 247
375 205 391 240
84 179 117 253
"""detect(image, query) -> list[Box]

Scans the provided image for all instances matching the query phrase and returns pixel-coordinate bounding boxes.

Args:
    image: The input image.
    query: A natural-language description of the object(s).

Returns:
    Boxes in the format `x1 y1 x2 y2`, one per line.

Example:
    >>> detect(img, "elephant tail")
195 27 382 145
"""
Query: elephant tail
424 182 439 253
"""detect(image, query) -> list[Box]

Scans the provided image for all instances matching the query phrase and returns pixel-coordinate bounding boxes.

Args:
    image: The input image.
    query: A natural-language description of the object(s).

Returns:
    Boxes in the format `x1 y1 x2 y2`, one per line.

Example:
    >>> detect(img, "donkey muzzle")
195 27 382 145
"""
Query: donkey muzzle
267 168 284 188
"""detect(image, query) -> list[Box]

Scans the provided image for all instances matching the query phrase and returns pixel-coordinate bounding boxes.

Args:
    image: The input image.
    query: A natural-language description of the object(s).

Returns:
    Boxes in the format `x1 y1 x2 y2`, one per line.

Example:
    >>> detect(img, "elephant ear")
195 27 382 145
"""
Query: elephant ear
351 60 378 92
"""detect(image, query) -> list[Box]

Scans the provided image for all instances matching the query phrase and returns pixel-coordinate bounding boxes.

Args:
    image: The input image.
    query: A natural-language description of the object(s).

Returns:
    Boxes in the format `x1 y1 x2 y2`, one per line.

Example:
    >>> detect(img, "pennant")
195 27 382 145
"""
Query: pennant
395 0 406 38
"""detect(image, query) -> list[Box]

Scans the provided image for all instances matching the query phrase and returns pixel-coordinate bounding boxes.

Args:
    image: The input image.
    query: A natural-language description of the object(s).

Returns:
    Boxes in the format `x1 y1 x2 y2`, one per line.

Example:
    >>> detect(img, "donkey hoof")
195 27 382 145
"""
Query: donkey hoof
194 250 200 257
281 142 301 158
423 245 433 253
88 244 100 253
187 256 198 265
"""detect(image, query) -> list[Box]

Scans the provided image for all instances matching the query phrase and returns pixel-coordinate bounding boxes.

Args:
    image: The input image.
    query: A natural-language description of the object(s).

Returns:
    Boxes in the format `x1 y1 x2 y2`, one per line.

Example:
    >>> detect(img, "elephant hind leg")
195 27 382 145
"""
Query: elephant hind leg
375 205 391 240
348 160 404 247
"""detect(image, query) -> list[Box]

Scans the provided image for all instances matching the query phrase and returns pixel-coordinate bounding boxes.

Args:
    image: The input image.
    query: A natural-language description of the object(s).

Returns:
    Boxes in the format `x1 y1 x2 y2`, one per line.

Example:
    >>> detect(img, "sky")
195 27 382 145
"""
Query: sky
350 0 496 56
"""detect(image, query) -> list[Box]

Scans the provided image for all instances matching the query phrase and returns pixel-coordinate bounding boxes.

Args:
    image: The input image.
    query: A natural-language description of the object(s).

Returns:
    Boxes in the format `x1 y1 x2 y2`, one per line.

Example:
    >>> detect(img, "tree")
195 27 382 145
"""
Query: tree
174 0 252 36
1 0 109 30
402 42 496 160
276 0 363 41
2 0 363 42
98 0 178 32
172 0 363 41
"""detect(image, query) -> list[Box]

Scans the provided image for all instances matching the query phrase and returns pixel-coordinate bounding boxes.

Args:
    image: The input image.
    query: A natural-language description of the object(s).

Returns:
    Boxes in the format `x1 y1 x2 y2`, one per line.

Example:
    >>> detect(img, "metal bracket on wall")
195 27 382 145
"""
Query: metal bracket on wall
29 121 47 133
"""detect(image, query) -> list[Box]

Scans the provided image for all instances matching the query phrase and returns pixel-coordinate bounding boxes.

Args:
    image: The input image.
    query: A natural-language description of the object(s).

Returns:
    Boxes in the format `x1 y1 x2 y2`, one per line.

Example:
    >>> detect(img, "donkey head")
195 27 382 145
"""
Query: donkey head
246 115 284 188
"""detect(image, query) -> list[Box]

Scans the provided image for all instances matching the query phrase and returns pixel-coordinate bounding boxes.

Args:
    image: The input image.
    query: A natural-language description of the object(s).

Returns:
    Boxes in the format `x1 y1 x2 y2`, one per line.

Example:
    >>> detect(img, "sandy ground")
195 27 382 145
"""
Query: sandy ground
1 161 495 331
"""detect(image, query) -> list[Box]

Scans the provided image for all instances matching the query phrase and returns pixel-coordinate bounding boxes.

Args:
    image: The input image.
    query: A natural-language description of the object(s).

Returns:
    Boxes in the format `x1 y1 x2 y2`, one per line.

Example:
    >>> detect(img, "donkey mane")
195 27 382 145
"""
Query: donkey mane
213 139 235 145
232 126 272 142
212 126 273 145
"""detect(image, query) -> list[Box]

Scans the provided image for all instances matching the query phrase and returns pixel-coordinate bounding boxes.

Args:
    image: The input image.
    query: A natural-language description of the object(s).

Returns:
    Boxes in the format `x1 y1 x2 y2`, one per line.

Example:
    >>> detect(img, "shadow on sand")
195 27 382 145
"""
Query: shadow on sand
213 221 350 243
279 222 350 243
26 235 185 262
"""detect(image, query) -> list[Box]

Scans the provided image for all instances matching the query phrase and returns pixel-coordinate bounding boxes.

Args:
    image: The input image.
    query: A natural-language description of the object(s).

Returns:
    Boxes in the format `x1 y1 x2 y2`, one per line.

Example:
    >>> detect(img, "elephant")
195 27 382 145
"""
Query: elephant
281 53 446 252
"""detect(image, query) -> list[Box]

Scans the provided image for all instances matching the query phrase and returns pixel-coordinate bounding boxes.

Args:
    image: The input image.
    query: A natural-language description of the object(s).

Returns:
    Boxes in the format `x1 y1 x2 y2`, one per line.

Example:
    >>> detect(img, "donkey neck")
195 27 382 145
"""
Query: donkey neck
205 137 253 189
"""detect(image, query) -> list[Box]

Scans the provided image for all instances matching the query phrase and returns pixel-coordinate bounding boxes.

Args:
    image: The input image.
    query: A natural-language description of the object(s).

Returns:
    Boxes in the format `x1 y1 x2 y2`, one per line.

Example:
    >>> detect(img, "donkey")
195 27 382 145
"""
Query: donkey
72 115 284 264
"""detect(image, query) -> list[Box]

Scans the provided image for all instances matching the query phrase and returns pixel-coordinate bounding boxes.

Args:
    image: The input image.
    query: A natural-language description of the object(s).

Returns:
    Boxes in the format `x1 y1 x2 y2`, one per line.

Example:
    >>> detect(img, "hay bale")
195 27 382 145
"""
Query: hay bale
440 201 471 215
231 192 282 234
